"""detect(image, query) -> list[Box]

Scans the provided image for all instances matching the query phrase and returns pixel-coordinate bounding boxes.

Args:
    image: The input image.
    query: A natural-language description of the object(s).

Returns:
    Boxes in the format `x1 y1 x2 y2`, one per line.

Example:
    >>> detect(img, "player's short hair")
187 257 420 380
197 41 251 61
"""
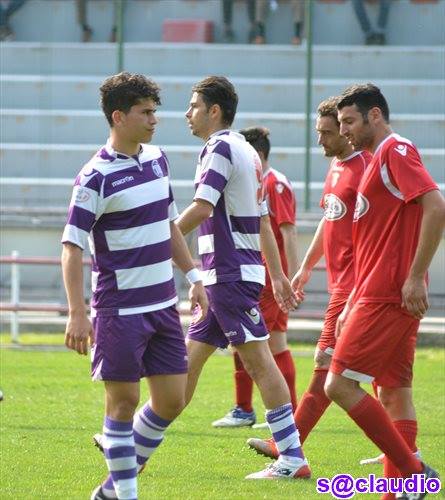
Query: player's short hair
317 96 340 127
100 72 161 126
337 83 390 123
192 76 238 126
239 126 271 160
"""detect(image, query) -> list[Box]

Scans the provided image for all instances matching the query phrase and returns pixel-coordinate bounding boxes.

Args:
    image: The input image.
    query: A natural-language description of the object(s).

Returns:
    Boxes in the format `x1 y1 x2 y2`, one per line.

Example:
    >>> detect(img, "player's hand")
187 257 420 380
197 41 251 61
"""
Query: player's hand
335 302 351 339
291 266 311 303
189 282 208 324
65 312 93 355
401 276 429 320
271 274 300 313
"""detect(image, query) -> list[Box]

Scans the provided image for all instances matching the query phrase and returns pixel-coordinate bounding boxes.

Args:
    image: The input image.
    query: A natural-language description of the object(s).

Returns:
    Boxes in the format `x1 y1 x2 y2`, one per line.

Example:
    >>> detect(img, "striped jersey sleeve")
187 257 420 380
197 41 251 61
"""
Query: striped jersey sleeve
62 166 105 249
194 140 233 206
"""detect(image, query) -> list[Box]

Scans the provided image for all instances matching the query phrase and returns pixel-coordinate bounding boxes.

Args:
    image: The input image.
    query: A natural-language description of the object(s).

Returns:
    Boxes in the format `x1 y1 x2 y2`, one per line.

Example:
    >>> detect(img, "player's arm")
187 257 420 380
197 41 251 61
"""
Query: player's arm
280 222 299 279
170 222 208 322
62 242 93 355
175 199 213 236
402 189 445 319
291 217 325 296
260 215 298 312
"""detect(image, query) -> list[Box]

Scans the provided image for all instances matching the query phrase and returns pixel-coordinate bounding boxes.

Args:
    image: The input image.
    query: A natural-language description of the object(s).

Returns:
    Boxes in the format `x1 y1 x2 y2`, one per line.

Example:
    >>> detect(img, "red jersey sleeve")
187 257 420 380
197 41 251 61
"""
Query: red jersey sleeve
386 143 438 203
268 181 296 226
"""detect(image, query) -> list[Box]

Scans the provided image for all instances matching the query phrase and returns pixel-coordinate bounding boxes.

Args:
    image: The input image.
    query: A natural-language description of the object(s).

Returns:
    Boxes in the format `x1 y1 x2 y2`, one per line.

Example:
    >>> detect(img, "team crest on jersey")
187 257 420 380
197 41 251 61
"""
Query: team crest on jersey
75 187 90 203
323 193 347 221
151 159 163 178
353 193 370 221
275 182 284 194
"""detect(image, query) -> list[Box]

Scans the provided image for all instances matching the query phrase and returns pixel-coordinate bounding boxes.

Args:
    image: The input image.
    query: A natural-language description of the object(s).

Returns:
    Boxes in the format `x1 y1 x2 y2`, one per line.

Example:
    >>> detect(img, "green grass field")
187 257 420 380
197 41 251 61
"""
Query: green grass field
1 335 444 499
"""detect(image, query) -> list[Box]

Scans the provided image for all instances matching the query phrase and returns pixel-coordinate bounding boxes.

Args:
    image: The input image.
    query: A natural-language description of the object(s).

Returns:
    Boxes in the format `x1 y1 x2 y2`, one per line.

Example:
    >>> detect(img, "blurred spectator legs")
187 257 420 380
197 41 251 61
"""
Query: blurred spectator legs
76 0 120 42
352 0 391 45
254 0 304 45
222 0 256 43
0 0 27 41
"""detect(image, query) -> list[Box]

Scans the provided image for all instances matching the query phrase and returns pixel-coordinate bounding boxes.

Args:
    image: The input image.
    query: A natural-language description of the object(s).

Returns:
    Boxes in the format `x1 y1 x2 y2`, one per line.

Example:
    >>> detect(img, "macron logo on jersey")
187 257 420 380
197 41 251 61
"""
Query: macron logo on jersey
111 175 135 188
394 145 407 157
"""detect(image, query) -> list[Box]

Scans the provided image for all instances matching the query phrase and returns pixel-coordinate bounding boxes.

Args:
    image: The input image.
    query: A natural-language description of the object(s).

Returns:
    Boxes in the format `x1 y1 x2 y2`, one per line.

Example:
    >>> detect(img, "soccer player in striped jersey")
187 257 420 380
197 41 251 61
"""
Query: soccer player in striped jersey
176 76 310 480
62 72 208 500
328 84 443 499
212 126 299 429
247 96 372 457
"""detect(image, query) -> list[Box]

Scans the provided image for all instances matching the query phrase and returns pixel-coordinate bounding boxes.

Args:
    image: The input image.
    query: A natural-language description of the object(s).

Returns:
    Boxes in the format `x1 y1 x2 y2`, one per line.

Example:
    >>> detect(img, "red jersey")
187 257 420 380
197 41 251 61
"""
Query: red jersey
262 168 297 291
352 133 438 304
321 151 371 293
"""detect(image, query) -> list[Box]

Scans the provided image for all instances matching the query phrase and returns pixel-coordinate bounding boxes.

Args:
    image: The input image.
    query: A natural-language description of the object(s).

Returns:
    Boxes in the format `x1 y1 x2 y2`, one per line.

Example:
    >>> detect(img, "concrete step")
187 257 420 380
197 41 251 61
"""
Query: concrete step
2 75 444 115
1 144 444 186
1 43 444 79
6 0 445 45
2 109 444 149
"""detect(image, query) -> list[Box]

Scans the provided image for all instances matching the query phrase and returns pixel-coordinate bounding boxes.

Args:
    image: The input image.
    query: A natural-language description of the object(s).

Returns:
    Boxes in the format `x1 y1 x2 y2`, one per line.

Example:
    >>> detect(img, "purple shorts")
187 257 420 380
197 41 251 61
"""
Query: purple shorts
91 306 187 382
187 281 269 349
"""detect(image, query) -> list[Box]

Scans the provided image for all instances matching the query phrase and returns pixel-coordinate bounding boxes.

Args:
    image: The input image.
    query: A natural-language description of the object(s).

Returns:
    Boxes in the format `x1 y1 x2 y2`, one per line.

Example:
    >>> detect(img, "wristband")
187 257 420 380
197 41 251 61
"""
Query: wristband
185 268 201 284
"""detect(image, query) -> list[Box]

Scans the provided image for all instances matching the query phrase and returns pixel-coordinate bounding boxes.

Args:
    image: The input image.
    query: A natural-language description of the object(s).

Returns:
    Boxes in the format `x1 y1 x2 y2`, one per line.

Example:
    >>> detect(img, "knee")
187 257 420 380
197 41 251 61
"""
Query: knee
107 395 139 421
324 376 346 402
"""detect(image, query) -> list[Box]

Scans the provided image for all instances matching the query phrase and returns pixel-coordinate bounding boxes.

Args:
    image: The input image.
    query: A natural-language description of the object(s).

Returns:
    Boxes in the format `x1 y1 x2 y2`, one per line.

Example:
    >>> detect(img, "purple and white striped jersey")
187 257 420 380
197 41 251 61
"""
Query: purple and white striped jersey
62 140 179 317
194 129 268 286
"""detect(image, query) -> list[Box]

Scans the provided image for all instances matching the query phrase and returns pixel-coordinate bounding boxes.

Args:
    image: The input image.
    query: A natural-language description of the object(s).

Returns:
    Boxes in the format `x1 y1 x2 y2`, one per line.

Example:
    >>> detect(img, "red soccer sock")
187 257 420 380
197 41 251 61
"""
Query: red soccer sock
273 350 297 411
348 394 422 478
381 420 418 500
293 368 331 444
233 352 254 413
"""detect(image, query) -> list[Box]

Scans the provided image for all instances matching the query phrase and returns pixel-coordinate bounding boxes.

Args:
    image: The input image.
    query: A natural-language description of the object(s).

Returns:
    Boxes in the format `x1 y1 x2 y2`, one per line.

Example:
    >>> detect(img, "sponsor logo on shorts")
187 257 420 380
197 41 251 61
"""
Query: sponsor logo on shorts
353 192 370 221
224 330 238 338
245 307 261 325
152 159 164 178
111 175 134 188
323 193 347 221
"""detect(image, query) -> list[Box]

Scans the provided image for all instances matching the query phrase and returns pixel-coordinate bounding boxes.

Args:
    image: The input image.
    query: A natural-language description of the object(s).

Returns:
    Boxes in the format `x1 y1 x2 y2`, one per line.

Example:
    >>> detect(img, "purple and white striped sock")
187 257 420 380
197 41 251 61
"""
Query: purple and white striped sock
101 406 171 498
133 404 171 470
265 403 305 465
102 417 137 500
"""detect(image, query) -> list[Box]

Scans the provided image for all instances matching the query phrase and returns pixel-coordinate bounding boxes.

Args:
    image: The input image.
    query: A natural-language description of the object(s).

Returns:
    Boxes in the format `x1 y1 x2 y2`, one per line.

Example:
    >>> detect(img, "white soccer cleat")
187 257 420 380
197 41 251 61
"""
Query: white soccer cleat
90 485 113 500
212 406 256 428
360 449 421 466
252 422 269 429
93 433 104 453
245 459 311 480
359 453 385 465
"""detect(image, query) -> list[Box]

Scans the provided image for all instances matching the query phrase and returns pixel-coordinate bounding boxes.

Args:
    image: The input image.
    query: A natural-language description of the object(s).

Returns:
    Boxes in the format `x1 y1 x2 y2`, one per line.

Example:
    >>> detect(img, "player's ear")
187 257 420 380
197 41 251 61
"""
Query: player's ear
369 106 382 123
111 109 124 127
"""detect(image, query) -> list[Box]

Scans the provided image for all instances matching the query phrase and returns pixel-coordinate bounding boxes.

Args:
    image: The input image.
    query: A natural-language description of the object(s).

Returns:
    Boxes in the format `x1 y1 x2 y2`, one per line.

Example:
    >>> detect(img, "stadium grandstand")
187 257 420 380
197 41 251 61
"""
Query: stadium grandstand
0 0 444 341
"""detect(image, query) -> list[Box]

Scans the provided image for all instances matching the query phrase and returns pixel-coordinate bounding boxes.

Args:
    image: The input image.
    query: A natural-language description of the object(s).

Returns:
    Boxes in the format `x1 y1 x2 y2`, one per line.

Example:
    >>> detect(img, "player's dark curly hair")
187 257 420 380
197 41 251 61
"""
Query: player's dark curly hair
100 72 161 126
337 83 390 123
317 96 340 126
192 76 238 126
239 126 271 160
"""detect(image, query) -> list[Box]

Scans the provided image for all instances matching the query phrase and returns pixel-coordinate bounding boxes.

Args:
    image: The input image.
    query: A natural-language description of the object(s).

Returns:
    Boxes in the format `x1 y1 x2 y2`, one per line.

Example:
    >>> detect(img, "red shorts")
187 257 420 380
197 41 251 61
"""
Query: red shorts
259 287 288 332
317 292 350 356
330 302 419 388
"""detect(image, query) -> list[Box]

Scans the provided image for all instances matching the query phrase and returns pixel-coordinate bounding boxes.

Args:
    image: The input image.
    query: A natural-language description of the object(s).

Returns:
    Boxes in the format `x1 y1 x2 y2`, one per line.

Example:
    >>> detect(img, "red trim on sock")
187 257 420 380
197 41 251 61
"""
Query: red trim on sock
348 395 422 477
